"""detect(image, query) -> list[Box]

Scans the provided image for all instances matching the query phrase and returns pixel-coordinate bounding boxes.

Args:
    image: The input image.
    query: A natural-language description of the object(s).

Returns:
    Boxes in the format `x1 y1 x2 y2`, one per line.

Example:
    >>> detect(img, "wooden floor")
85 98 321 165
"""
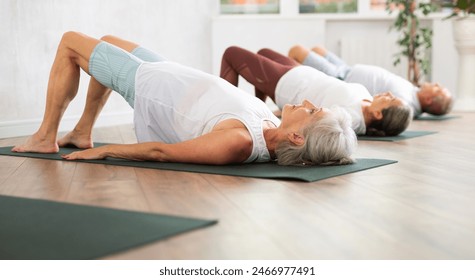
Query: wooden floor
1 112 474 259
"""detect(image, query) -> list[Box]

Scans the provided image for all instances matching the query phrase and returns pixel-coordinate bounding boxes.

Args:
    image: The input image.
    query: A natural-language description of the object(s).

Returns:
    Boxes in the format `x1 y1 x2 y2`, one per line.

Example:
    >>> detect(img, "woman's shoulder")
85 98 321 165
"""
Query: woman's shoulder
215 126 254 163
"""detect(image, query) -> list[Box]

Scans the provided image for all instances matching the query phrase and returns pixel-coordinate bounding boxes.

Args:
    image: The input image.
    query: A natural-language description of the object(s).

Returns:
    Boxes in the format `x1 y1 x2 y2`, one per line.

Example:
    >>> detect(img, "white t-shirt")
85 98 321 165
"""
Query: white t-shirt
275 65 371 135
133 61 281 163
346 64 421 116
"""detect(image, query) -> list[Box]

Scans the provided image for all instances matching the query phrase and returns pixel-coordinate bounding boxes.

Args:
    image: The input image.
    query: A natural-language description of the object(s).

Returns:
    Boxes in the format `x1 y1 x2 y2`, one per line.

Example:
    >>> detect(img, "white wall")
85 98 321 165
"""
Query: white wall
324 19 407 77
432 18 458 98
0 0 218 138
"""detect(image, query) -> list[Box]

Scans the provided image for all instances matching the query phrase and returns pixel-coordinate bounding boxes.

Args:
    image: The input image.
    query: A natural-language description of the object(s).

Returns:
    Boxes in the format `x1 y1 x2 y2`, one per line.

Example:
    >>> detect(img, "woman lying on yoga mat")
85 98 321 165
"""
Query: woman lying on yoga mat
288 45 453 118
220 46 413 136
12 32 356 166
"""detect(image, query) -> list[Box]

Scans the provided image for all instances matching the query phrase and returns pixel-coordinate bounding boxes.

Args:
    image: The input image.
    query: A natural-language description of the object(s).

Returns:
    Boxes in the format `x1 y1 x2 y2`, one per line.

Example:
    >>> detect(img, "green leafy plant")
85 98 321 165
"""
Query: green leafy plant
386 0 436 85
445 0 475 18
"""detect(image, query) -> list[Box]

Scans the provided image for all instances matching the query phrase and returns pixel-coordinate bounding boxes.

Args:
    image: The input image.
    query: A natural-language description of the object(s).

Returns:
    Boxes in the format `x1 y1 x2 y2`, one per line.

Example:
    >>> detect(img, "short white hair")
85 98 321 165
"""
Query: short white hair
276 106 357 166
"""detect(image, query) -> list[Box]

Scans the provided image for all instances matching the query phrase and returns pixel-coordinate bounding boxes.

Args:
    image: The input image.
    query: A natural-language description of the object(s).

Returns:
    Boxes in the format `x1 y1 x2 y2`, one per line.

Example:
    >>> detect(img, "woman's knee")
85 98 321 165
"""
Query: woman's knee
223 46 243 59
58 31 100 70
58 31 84 56
288 45 308 62
60 31 82 47
59 31 97 52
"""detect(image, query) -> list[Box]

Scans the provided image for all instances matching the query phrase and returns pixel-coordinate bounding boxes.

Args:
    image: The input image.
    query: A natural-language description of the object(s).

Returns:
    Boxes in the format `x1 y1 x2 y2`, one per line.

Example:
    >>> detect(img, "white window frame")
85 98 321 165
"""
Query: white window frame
281 0 386 16
220 0 449 19
220 0 391 17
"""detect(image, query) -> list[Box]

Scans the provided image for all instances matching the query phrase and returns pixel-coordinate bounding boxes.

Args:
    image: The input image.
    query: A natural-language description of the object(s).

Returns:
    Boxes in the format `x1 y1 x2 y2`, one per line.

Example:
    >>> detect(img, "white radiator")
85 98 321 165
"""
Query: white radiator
339 36 407 78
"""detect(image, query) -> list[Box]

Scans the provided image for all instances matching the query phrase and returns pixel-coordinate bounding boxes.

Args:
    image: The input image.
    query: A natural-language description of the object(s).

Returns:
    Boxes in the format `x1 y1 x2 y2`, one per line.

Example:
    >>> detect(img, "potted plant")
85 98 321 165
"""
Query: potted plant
386 0 436 86
445 0 475 18
446 0 475 110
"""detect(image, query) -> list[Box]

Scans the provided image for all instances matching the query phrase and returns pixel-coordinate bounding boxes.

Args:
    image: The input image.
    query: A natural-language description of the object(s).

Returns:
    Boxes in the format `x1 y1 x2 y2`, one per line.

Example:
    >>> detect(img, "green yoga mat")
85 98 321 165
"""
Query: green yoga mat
415 114 460 121
0 195 216 260
357 130 437 142
0 144 396 182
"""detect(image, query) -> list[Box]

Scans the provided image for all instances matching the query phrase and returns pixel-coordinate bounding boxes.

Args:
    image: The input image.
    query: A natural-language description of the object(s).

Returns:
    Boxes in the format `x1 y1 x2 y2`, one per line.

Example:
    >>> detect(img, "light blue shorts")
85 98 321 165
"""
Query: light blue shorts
303 52 351 80
89 42 167 107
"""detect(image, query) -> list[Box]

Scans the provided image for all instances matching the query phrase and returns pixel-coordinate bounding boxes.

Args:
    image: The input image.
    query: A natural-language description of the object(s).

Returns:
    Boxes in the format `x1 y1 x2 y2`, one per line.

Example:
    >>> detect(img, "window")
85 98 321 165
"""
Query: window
220 0 452 15
299 0 450 14
299 0 357 13
220 0 280 14
370 0 386 11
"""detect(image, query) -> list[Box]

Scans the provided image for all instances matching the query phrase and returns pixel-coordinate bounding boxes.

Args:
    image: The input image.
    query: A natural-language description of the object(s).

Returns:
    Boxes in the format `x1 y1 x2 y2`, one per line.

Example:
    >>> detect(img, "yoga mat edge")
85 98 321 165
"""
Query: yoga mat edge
0 144 397 182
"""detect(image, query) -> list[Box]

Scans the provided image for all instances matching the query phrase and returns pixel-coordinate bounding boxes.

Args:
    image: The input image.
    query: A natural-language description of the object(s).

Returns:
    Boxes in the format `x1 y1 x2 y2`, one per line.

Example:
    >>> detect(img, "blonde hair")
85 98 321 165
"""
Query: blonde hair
276 106 357 166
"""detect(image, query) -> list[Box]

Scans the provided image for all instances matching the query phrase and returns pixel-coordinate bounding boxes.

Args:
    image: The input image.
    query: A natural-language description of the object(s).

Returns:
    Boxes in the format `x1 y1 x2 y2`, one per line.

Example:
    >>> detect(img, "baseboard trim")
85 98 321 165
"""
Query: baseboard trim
0 112 134 139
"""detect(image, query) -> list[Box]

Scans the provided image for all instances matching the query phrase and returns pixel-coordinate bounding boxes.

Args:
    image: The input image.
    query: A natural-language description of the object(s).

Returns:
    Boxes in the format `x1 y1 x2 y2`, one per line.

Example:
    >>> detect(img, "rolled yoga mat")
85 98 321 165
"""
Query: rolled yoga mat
0 195 217 260
357 130 437 142
0 144 397 182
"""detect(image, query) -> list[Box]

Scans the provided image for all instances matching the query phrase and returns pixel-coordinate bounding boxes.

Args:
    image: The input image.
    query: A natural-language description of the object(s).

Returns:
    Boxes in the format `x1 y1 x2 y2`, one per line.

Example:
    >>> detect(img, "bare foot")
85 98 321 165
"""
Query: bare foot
12 133 59 153
57 130 93 149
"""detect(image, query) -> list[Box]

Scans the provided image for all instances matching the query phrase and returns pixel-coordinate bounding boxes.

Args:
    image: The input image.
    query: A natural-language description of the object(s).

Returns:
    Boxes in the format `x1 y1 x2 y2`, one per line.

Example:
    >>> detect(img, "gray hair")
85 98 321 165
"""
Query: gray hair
366 103 413 136
425 94 454 115
275 106 357 166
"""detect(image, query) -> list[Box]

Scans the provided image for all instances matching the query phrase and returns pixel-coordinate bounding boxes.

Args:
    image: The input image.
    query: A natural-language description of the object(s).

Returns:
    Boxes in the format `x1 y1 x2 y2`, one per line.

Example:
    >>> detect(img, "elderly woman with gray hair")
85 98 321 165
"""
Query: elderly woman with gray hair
12 32 356 167
220 46 413 137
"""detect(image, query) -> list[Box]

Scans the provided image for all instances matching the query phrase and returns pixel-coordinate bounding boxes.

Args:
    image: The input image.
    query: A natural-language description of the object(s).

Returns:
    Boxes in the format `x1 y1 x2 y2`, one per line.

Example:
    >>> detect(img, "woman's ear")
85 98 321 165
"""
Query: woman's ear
287 132 305 146
372 109 383 121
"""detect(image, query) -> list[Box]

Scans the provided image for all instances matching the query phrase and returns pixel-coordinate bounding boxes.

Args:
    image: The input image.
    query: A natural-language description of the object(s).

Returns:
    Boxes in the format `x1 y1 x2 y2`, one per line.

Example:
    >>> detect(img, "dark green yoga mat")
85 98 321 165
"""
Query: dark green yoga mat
0 195 216 260
415 114 460 121
357 130 437 142
0 145 396 182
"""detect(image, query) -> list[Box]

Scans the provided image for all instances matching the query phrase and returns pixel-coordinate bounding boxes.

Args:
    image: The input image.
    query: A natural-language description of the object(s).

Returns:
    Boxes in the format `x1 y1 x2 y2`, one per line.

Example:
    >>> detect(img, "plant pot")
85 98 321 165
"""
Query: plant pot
453 15 475 111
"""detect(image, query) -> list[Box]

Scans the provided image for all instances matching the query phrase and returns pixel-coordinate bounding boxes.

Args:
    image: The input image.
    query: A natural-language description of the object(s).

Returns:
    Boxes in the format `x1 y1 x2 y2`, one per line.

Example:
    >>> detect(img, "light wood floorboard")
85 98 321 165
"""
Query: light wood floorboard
0 112 474 259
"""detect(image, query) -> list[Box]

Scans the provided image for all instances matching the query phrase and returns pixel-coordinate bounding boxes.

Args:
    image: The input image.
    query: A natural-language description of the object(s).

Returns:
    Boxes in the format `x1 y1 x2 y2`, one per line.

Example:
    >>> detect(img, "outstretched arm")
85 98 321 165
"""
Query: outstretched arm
61 128 253 165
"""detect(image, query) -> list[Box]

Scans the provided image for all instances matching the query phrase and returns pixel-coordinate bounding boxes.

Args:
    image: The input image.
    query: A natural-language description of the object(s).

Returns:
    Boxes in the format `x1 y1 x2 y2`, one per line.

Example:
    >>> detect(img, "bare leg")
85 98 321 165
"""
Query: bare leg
100 35 139 53
12 31 101 153
58 35 140 149
56 79 112 149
